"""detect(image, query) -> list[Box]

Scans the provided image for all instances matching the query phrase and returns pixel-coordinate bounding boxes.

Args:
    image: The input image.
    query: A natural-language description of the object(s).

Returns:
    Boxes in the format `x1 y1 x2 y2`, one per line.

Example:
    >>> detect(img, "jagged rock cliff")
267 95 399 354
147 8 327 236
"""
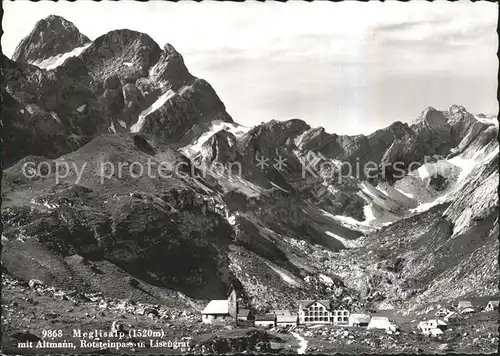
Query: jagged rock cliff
1 15 498 314
12 15 91 63
2 17 232 167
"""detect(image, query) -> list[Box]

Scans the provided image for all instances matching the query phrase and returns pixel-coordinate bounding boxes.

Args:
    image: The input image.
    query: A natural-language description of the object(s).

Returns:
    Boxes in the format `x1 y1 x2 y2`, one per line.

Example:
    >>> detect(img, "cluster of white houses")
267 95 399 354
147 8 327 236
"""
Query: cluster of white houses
201 288 499 333
201 288 391 330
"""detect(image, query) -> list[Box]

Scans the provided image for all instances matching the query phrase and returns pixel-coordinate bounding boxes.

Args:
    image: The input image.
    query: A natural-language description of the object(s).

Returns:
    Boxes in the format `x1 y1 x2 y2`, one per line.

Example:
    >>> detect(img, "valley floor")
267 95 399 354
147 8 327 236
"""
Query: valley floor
2 274 498 354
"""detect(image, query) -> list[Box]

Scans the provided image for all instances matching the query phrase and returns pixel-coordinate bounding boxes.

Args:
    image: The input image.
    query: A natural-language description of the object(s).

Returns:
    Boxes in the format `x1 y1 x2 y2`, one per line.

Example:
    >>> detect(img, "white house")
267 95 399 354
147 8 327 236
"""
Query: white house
349 314 371 327
435 308 450 317
485 300 499 311
271 309 292 315
457 300 472 309
418 319 447 337
276 314 298 327
237 309 253 321
444 312 460 322
427 328 443 337
255 314 276 328
298 300 332 324
298 299 350 325
201 286 238 324
456 300 475 314
460 307 476 314
201 300 231 324
367 317 398 332
331 306 350 326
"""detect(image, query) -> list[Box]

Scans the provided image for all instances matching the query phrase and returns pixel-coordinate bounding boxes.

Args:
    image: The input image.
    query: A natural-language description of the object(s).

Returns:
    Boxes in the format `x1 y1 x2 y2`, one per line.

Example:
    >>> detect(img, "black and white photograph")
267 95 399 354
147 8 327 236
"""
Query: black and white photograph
1 0 498 354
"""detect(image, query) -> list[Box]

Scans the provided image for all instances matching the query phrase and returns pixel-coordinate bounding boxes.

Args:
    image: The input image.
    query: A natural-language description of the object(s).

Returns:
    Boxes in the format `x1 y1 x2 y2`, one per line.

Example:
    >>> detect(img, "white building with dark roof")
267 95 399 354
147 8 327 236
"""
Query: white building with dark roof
276 314 298 327
202 300 230 324
201 286 238 324
298 300 331 324
367 316 398 332
349 313 371 327
255 314 276 328
418 319 447 336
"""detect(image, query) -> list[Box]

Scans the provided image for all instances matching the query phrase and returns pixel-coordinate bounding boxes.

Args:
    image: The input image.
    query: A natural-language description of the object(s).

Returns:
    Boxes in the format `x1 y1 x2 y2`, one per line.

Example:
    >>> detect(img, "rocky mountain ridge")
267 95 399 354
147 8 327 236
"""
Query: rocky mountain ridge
12 15 91 63
1 15 498 316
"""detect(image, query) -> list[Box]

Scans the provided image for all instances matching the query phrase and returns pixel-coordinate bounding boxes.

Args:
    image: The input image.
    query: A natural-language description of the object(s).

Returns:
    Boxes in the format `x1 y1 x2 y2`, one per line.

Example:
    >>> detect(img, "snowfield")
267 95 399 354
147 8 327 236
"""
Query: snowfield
50 112 61 124
130 89 176 132
266 263 302 287
30 43 92 70
363 204 376 224
475 115 498 127
319 209 375 235
325 231 360 248
109 122 116 134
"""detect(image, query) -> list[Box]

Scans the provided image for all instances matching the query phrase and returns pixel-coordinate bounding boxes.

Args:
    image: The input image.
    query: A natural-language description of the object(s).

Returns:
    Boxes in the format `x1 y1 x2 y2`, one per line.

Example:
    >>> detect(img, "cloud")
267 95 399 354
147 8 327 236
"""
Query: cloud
372 19 444 33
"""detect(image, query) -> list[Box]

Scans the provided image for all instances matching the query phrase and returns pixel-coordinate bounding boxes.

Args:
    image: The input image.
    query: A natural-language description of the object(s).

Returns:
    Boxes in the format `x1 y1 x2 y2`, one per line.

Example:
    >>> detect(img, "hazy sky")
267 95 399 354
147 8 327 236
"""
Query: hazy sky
3 1 498 135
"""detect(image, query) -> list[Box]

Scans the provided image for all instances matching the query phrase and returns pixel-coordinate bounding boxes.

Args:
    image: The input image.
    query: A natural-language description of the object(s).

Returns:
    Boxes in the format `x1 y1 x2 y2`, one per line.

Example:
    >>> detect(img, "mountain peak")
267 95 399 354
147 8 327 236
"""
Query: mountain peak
415 106 447 126
420 106 438 117
41 14 73 27
12 15 90 63
164 43 180 56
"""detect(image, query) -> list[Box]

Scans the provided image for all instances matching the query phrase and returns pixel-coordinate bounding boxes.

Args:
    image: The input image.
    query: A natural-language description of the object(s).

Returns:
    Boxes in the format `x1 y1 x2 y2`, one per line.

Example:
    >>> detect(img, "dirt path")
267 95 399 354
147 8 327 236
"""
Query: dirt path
291 332 308 354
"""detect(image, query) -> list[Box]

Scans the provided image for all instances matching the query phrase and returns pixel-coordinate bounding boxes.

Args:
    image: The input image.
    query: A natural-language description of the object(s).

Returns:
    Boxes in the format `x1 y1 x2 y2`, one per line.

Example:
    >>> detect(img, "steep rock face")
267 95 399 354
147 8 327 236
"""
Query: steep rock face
241 119 310 156
444 151 499 237
12 15 90 63
0 133 366 308
2 16 233 167
148 43 195 90
200 130 240 165
352 201 498 312
1 134 236 300
80 29 162 82
137 79 233 144
0 90 80 166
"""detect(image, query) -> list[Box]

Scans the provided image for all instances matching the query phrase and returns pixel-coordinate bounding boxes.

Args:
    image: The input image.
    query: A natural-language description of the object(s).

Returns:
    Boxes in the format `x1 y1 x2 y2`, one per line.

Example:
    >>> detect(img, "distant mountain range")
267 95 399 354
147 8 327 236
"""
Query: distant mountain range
1 15 498 313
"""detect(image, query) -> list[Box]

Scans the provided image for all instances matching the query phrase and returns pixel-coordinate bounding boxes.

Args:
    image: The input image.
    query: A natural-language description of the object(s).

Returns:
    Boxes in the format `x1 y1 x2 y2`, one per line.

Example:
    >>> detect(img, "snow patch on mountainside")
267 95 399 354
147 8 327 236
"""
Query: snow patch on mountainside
180 120 251 158
266 263 302 287
30 43 92 70
269 181 290 193
130 90 176 132
319 274 334 286
396 188 414 199
357 182 411 226
447 156 476 183
325 231 360 248
409 140 498 214
321 210 375 235
50 112 61 124
417 164 430 180
293 129 310 149
410 195 448 214
363 205 376 224
217 174 263 198
475 115 498 127
109 122 116 134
